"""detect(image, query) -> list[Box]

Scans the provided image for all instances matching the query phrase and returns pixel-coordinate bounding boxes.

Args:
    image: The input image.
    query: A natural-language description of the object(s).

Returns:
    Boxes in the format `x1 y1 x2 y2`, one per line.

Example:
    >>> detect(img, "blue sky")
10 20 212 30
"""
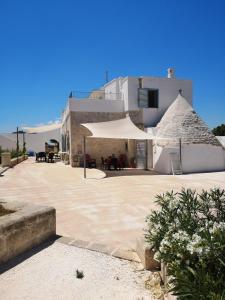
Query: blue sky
0 0 225 131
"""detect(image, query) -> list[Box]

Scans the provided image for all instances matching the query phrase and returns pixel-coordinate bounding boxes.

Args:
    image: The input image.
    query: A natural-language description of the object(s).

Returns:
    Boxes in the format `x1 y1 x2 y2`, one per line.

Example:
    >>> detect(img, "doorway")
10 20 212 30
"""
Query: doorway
136 140 147 169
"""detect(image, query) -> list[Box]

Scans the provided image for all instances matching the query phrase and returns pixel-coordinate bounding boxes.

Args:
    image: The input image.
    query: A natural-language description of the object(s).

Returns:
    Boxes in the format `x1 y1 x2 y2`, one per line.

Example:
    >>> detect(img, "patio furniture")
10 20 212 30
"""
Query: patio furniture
81 154 96 168
111 155 118 170
47 152 54 163
36 152 46 162
101 157 107 170
118 154 127 170
106 155 118 170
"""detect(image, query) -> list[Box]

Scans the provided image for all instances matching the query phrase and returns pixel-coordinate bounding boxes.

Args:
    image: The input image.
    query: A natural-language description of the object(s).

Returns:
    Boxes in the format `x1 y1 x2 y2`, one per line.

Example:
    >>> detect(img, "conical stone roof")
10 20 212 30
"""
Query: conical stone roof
156 94 220 146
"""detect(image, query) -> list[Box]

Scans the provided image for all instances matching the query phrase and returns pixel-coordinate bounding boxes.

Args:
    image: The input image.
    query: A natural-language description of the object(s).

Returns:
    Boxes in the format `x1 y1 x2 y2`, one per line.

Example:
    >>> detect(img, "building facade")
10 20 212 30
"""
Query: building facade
61 69 194 168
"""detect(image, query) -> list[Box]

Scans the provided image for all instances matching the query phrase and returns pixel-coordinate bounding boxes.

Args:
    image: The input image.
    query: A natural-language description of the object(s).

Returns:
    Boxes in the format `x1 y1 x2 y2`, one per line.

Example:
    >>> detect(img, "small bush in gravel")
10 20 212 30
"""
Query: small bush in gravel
145 188 225 299
76 269 84 279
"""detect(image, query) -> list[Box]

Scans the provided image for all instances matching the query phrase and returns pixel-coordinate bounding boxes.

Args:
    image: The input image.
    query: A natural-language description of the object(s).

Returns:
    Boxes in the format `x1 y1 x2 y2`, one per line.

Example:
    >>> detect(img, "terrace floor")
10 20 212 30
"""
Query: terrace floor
1 158 225 249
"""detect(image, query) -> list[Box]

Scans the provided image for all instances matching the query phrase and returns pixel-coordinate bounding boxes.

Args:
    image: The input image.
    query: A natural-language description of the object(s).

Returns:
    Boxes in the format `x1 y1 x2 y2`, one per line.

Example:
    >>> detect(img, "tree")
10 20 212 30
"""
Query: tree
212 124 225 136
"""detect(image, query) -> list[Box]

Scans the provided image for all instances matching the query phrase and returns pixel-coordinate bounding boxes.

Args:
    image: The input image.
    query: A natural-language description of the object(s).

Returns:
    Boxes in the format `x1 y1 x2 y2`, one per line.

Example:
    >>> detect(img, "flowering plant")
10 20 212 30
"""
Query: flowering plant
145 188 225 299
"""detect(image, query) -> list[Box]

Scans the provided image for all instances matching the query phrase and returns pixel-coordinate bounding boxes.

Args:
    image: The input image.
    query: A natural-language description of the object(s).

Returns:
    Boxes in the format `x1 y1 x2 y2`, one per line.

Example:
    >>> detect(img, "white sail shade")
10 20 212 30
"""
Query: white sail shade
81 116 159 140
22 123 62 134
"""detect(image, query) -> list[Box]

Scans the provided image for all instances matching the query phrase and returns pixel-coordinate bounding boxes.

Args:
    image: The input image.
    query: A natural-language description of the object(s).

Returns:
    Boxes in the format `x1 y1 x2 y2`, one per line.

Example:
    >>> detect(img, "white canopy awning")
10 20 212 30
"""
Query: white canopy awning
23 123 62 134
81 116 158 140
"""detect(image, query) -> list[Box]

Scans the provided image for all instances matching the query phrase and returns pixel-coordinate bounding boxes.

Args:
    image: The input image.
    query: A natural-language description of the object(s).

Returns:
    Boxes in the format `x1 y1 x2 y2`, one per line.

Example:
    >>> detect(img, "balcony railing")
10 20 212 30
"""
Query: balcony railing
69 90 122 101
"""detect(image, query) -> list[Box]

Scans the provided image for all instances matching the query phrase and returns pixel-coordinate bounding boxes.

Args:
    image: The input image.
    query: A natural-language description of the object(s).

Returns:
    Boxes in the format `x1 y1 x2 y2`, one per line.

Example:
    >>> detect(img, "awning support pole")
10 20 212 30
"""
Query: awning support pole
83 136 86 179
145 139 148 170
179 138 182 170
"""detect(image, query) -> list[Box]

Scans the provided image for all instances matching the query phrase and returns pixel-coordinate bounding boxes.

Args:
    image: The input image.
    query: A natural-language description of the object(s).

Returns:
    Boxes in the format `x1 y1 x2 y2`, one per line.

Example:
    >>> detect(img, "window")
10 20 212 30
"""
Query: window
138 88 158 108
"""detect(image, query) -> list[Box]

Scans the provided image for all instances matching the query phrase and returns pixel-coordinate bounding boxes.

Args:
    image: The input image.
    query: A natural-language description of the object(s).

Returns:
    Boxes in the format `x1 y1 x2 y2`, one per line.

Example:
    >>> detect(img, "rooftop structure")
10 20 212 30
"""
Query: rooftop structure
63 69 193 128
156 94 220 146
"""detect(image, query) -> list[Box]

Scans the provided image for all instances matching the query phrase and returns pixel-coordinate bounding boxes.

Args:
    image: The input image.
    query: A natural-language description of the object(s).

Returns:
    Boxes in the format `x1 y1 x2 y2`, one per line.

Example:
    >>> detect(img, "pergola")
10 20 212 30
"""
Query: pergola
81 116 162 178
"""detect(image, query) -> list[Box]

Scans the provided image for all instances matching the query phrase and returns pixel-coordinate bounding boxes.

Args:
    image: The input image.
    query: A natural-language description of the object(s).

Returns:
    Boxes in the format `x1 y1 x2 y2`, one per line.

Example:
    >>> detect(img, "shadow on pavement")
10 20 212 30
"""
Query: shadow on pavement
0 235 61 275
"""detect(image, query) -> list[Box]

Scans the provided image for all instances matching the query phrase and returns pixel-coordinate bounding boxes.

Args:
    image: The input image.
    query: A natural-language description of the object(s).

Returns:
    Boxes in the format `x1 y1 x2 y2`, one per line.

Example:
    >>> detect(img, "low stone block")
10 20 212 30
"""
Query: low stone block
1 152 11 167
136 237 160 270
0 201 56 264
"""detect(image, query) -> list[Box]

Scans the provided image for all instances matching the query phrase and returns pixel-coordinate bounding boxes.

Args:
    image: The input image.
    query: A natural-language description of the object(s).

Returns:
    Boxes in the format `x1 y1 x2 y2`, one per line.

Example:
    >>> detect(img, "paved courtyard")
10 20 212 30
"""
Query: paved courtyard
1 158 225 249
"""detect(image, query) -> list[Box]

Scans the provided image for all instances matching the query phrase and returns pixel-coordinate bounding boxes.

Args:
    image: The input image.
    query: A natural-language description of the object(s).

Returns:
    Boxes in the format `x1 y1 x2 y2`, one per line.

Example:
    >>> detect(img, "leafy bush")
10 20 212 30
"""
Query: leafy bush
212 124 225 136
145 189 225 299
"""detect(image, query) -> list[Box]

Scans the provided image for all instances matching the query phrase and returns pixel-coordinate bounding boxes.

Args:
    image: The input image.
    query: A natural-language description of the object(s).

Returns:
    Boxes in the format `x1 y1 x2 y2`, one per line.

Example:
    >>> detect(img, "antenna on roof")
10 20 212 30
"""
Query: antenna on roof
105 70 109 83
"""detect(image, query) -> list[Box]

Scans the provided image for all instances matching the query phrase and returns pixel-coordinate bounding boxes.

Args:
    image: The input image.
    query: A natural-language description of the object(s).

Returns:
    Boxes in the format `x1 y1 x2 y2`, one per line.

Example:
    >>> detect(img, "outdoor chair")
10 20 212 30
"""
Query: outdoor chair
47 152 54 163
36 152 46 162
101 157 107 170
86 154 96 168
118 154 127 170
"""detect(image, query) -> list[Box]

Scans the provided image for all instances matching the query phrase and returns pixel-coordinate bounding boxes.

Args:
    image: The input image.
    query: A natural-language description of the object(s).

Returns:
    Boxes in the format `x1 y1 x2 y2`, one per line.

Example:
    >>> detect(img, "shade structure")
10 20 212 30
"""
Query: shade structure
23 123 62 134
81 116 156 140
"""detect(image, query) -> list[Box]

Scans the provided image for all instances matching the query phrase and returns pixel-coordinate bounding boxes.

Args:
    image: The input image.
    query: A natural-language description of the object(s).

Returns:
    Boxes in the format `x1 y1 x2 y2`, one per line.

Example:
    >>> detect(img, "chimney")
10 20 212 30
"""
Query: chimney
138 77 143 88
167 68 175 79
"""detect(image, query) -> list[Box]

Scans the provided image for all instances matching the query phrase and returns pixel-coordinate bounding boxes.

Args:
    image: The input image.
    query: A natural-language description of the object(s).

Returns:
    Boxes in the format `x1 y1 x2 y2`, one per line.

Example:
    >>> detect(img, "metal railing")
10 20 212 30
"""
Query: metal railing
69 90 122 101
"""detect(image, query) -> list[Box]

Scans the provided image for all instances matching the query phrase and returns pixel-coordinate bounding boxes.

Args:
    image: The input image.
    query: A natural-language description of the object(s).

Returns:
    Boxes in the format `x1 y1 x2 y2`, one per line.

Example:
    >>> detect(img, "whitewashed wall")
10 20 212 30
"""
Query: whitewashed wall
124 77 192 126
153 143 225 174
153 145 180 174
68 98 124 113
216 136 225 147
181 144 225 173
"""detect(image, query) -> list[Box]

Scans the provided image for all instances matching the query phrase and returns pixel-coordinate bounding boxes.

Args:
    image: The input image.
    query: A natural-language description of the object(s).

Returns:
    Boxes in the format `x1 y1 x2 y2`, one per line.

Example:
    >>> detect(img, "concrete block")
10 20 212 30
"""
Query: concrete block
1 152 11 167
136 237 160 270
0 201 56 264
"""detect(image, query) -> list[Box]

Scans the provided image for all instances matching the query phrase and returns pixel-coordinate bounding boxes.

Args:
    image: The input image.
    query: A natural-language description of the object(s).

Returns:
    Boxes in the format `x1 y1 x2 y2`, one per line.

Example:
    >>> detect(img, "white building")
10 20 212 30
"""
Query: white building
64 68 192 128
60 69 193 171
151 94 225 174
62 68 225 174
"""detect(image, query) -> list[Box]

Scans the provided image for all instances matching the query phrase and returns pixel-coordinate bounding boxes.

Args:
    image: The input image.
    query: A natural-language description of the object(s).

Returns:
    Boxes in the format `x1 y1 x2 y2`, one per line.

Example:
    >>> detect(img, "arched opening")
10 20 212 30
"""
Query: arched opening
45 139 60 154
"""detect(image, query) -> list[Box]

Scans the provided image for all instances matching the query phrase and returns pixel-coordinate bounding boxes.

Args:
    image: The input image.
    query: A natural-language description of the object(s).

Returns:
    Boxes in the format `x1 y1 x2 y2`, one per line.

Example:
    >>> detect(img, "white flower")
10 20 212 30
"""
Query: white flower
209 222 225 234
172 230 189 243
186 233 208 256
153 251 160 261
168 198 180 210
159 237 171 253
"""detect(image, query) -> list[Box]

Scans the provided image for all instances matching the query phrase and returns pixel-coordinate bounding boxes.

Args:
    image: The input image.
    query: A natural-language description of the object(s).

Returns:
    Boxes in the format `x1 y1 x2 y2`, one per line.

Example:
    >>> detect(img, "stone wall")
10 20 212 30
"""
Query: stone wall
1 153 28 168
0 201 56 264
10 155 28 167
69 111 143 166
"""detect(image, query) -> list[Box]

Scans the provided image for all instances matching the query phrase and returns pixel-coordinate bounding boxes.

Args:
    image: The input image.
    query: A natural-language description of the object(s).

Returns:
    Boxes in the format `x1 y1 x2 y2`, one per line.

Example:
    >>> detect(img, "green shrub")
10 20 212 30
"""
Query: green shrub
0 146 25 164
145 189 225 299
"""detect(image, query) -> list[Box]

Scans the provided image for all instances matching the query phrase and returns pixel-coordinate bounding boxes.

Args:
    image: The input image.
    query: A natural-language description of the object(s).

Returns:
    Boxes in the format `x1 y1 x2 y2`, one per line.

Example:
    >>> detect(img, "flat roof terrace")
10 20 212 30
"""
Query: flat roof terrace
1 158 225 249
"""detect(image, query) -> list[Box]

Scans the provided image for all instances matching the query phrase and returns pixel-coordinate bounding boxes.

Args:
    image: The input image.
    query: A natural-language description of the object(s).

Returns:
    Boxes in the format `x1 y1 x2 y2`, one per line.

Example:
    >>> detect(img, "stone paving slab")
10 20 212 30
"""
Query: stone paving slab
57 236 141 262
1 158 225 249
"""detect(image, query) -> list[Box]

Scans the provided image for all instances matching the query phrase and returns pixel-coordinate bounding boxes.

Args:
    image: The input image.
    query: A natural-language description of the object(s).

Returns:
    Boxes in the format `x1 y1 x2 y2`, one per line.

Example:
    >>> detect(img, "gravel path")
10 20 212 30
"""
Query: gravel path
0 242 153 300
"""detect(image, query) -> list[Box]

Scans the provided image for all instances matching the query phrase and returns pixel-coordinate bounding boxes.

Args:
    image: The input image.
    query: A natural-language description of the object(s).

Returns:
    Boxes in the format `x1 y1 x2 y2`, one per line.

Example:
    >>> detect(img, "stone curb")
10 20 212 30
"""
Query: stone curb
136 237 160 271
57 236 141 263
